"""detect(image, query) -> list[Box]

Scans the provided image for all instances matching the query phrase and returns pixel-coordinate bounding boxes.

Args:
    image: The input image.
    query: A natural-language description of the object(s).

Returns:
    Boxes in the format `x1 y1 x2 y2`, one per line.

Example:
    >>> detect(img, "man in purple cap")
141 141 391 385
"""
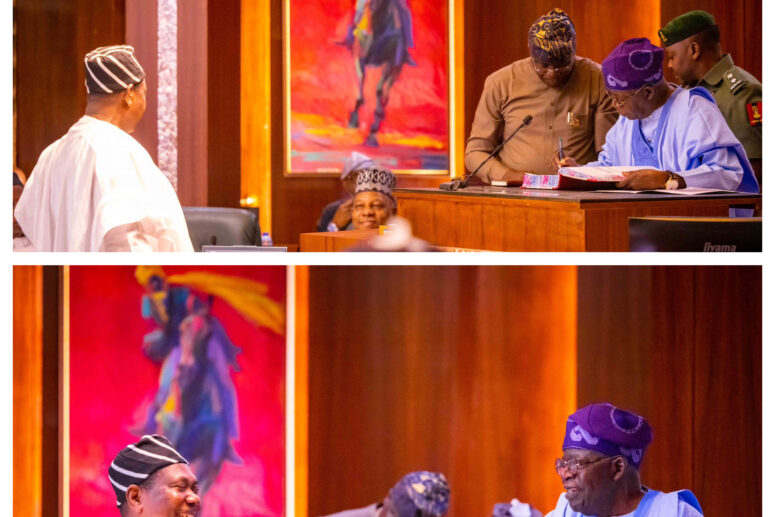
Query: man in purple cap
545 402 703 516
320 470 450 517
555 38 758 193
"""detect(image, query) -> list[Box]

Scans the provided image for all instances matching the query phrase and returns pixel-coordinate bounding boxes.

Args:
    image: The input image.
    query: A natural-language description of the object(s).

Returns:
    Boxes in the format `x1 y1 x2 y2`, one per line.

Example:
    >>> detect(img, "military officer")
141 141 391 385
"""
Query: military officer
660 10 762 187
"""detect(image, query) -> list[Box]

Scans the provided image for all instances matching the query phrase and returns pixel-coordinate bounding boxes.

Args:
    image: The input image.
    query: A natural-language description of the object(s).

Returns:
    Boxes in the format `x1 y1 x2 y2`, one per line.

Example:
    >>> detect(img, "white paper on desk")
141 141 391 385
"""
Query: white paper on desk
593 190 641 194
558 165 657 182
642 187 739 195
594 188 738 195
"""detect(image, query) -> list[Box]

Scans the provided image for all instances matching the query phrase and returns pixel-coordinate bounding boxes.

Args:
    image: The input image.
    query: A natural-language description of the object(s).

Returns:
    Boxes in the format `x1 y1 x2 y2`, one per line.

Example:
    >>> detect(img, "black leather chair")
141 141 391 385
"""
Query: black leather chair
629 216 761 252
182 207 261 251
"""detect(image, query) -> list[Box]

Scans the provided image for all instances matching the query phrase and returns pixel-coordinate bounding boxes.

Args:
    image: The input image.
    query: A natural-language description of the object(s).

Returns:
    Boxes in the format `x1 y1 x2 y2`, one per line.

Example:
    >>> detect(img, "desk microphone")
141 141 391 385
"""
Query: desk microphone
440 114 533 191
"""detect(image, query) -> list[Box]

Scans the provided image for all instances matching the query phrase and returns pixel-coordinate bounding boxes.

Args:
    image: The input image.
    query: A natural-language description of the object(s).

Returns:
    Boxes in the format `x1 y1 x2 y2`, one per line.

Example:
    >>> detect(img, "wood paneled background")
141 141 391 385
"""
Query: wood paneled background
14 0 761 244
307 266 578 516
14 0 125 175
13 266 43 517
13 266 62 517
13 266 762 516
577 266 762 517
306 266 761 516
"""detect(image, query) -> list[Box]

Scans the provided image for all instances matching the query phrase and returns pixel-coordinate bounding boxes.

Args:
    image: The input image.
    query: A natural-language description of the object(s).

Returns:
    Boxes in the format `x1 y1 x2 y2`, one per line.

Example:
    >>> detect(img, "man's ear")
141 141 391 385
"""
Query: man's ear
610 456 627 481
126 484 143 510
123 87 135 109
688 40 702 61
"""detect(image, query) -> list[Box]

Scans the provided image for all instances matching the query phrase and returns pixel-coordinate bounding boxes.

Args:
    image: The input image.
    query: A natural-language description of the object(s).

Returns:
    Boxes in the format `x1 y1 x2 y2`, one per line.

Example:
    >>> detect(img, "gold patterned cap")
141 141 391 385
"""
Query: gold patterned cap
528 8 576 61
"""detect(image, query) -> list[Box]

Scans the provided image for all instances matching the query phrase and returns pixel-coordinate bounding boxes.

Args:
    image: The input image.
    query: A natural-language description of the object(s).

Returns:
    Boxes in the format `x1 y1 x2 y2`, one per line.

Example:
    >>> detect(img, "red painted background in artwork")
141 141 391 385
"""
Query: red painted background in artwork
69 266 287 517
289 0 449 172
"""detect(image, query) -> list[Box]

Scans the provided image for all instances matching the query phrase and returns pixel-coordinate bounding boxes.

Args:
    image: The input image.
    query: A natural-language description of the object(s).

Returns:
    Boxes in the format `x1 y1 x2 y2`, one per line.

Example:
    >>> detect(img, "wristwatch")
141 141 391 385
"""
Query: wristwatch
326 222 339 232
665 171 679 190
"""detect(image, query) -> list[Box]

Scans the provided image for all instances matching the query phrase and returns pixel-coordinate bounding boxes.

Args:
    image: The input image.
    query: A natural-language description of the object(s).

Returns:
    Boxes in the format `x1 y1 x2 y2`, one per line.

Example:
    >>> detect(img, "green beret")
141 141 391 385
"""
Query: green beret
658 10 717 47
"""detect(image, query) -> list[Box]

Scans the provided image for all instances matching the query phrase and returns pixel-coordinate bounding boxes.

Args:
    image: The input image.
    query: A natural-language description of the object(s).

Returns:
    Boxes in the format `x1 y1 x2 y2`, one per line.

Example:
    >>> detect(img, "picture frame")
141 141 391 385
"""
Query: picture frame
283 0 459 176
64 266 291 517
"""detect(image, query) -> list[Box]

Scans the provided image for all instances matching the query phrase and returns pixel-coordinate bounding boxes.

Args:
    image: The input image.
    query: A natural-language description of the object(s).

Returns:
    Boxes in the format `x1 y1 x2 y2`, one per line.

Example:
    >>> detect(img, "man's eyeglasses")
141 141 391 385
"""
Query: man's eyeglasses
554 456 613 475
606 83 653 107
532 59 574 75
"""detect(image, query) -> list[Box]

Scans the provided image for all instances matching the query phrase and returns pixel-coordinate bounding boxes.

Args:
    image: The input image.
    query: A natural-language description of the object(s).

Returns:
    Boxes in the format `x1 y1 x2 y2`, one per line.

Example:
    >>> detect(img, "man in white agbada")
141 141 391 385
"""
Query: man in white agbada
14 45 193 252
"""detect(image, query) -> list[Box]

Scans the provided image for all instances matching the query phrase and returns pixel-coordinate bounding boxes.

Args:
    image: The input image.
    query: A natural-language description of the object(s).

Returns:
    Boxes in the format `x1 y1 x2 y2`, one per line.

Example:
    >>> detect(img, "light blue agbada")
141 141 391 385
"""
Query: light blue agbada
587 86 759 193
545 488 703 517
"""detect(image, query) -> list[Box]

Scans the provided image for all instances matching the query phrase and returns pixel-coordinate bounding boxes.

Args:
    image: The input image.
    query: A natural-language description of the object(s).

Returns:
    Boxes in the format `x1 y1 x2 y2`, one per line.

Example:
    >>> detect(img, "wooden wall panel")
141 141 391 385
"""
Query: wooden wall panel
577 266 761 517
307 267 577 516
661 0 761 82
125 0 158 164
577 267 696 488
42 267 62 517
177 0 209 206
207 0 242 207
127 0 242 208
13 266 62 517
692 267 761 515
242 0 274 233
13 266 43 517
15 0 125 176
295 266 310 517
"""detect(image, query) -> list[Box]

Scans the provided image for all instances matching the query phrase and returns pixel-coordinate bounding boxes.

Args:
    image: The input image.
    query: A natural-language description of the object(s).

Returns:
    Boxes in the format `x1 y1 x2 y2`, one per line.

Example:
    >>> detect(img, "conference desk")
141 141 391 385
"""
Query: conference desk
300 229 378 252
394 187 762 251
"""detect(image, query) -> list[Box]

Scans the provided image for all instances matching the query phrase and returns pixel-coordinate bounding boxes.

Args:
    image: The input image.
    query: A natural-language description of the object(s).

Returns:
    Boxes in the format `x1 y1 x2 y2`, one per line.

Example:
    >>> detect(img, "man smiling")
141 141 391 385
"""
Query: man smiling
546 403 702 517
351 166 397 230
109 435 201 517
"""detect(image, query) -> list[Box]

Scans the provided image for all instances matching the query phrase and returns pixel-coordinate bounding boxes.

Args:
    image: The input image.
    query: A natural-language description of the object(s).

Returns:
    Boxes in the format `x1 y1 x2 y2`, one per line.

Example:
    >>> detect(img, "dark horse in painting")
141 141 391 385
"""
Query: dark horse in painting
137 281 242 497
341 0 416 147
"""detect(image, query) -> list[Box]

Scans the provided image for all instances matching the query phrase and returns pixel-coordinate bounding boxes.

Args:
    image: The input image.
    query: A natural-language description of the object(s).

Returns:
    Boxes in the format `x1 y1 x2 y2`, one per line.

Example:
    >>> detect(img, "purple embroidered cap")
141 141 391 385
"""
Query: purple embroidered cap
389 471 450 517
602 38 664 91
562 402 653 469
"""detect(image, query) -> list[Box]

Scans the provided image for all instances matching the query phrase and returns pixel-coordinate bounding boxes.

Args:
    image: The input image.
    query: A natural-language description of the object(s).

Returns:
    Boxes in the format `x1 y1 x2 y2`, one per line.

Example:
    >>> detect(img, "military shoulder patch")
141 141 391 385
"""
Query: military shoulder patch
746 102 762 126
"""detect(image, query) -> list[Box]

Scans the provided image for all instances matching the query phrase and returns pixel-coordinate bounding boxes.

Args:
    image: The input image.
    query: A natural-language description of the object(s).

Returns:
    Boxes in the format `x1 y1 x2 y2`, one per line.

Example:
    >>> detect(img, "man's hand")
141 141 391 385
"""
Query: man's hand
616 170 685 190
552 153 579 170
331 198 353 230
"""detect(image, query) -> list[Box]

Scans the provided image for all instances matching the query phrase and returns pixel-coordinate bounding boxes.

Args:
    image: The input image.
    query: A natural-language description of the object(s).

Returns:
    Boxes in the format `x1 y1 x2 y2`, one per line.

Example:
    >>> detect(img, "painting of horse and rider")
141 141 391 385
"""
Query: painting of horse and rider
286 0 450 174
69 266 287 517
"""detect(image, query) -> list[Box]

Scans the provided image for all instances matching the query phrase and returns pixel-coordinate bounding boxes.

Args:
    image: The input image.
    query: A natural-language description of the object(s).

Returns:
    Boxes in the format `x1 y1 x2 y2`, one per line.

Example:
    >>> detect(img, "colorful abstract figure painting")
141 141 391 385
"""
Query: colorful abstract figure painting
286 0 450 174
69 266 286 517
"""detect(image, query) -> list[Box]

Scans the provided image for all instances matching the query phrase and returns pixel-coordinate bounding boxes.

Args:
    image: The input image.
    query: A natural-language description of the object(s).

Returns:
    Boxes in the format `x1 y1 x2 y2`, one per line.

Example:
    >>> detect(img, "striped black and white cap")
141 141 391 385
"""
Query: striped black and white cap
108 435 189 507
84 45 145 95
